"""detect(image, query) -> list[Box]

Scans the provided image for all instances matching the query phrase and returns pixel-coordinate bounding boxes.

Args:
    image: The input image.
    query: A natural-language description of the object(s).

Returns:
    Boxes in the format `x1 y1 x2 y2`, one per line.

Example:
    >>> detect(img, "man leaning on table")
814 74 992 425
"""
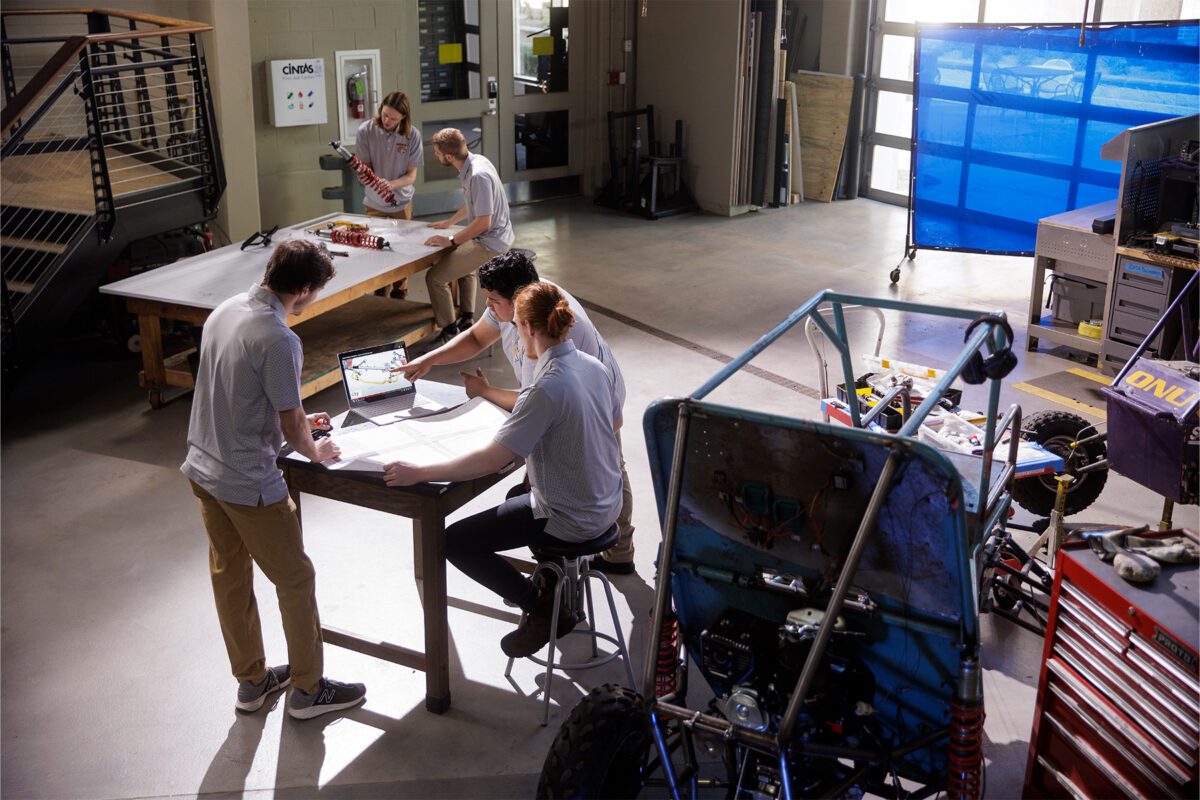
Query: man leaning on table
181 239 366 720
399 250 637 575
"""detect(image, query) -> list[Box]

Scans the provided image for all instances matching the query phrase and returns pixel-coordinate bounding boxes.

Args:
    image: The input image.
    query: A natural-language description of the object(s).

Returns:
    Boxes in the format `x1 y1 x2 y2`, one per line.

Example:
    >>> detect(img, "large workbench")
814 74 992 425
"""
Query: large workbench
100 213 455 408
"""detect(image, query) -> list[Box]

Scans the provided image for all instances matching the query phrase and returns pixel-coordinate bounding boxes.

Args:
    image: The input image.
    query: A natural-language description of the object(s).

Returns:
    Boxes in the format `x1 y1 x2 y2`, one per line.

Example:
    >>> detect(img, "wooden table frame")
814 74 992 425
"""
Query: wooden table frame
127 249 444 408
280 457 515 714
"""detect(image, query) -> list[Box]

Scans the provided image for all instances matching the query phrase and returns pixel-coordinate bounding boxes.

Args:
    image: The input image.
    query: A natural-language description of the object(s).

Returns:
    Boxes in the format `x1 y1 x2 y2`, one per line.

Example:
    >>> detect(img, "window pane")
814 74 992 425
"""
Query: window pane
880 34 914 81
875 90 914 139
870 144 912 195
514 0 568 95
422 118 482 180
1101 0 1200 21
515 110 568 170
885 0 978 24
419 0 482 102
984 0 1089 23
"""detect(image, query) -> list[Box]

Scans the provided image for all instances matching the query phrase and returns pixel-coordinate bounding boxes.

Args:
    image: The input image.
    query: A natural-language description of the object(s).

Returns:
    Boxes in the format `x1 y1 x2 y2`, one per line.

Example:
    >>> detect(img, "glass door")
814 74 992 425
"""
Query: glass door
404 0 501 207
401 0 580 213
496 0 579 184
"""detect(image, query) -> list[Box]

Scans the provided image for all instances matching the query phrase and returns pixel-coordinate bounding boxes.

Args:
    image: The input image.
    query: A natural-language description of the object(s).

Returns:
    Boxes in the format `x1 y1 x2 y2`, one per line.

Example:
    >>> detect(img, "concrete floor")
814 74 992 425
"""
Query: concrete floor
1 196 1169 799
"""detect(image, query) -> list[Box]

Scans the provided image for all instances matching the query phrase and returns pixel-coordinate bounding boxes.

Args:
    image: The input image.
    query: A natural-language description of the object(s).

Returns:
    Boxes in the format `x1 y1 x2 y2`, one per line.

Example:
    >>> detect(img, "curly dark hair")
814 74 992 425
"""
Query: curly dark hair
263 239 335 295
478 249 539 300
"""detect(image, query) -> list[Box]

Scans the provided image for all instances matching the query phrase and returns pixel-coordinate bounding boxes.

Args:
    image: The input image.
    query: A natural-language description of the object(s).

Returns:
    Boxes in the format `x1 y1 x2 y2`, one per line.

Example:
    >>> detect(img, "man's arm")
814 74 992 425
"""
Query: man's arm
460 368 519 412
383 439 514 486
388 165 419 190
428 206 467 230
399 320 500 380
279 407 339 463
426 213 490 247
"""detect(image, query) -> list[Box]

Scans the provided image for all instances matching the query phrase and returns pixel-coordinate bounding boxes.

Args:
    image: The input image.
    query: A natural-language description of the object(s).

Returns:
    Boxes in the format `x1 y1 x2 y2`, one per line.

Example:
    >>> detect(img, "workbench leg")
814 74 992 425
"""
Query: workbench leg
415 512 450 713
412 521 424 581
138 313 166 408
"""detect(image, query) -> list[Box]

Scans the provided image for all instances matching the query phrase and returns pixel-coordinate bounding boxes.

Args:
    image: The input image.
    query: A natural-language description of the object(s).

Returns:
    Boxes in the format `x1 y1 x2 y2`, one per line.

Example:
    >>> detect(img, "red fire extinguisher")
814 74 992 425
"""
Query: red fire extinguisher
347 69 367 119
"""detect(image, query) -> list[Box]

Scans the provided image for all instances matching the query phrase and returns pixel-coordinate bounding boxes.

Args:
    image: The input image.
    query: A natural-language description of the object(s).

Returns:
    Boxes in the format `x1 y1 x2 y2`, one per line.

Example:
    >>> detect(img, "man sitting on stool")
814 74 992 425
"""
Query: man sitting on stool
399 250 637 575
423 127 513 345
383 282 621 657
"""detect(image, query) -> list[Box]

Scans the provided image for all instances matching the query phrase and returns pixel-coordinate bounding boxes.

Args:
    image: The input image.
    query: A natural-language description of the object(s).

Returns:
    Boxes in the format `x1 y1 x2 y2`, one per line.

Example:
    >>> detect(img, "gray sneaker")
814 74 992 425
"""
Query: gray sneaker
235 664 291 712
287 677 367 720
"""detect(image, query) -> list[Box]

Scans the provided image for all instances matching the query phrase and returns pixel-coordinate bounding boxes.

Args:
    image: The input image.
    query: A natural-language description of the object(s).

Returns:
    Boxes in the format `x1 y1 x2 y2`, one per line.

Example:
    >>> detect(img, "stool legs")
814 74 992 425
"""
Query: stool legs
505 557 636 726
587 568 637 690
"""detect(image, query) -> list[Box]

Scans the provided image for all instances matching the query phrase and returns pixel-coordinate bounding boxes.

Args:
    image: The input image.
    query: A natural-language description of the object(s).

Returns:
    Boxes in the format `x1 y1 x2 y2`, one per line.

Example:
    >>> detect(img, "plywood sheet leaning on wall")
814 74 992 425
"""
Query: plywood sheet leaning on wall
790 70 854 203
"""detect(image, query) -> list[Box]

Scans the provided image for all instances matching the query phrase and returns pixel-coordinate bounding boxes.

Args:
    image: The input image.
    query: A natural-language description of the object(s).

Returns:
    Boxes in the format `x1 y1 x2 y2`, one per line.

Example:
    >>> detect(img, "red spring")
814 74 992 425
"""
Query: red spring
653 610 679 698
346 154 397 205
946 698 985 800
330 228 386 250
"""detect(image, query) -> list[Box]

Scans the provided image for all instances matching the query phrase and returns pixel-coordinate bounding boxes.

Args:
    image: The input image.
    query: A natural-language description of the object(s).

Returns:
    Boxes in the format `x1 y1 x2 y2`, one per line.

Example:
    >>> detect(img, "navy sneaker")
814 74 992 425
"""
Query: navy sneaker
235 665 291 712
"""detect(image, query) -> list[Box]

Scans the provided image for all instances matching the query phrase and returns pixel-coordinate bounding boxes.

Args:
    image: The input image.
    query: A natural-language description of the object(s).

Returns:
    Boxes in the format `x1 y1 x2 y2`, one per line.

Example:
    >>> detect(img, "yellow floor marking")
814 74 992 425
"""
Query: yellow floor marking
1013 382 1107 419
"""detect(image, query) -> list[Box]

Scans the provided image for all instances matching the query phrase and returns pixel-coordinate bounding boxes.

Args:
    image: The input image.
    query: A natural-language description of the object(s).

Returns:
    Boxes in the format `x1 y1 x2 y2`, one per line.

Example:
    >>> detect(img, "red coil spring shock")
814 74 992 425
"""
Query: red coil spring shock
329 228 387 250
653 609 680 698
330 140 397 206
946 697 985 799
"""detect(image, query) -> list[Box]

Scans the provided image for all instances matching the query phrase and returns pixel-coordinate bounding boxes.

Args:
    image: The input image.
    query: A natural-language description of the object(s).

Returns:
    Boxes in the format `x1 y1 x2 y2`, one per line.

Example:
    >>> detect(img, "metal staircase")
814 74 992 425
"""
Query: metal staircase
1 8 225 376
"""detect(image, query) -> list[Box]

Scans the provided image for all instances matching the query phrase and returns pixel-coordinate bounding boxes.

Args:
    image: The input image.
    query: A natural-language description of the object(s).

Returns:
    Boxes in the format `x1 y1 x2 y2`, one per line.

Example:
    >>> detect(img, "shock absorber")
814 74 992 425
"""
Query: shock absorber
946 656 985 800
313 227 390 250
330 140 397 206
653 608 680 698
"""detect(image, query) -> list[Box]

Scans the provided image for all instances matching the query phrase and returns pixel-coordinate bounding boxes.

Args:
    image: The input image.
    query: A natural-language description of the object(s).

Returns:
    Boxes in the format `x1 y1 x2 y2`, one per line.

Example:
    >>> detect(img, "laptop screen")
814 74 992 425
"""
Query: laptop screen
339 341 415 404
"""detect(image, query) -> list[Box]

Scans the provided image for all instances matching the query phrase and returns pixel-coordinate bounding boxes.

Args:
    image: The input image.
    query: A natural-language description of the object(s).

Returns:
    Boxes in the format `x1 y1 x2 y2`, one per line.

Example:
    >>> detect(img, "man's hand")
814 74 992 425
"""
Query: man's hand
424 234 454 247
400 357 434 381
307 412 332 430
461 367 491 399
383 460 422 486
314 437 341 463
427 219 452 230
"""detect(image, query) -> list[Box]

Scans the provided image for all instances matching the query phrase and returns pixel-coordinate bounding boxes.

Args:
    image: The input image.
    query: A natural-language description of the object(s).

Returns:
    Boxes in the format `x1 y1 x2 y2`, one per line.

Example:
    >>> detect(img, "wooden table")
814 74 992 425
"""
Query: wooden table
280 399 517 714
99 213 454 408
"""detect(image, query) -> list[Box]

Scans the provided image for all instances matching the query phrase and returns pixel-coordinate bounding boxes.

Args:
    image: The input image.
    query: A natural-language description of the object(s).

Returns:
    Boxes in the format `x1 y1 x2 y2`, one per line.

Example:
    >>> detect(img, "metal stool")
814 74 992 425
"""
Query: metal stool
505 523 637 725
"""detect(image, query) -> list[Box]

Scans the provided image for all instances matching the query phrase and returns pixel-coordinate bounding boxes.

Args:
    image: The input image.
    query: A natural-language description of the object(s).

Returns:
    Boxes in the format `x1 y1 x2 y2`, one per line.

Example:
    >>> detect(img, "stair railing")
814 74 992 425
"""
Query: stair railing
1 8 222 326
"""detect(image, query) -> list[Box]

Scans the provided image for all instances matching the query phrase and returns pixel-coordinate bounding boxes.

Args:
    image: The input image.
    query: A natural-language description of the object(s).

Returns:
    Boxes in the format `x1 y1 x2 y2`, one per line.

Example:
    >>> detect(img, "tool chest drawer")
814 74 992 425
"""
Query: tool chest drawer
1115 258 1170 295
1024 546 1199 799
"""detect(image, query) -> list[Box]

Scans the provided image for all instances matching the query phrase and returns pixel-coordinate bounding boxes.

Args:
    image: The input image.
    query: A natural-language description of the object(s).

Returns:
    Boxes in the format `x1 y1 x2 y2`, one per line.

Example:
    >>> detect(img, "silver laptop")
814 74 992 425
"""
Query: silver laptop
338 340 443 425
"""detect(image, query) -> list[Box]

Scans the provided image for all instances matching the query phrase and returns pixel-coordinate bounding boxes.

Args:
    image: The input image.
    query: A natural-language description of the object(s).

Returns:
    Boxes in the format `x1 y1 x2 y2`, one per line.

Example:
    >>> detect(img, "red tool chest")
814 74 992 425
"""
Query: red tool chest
1024 545 1198 799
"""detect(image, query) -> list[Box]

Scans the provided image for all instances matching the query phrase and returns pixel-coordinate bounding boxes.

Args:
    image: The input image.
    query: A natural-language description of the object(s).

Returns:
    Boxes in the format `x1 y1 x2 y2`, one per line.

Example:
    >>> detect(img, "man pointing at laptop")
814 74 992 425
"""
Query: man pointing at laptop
399 250 637 575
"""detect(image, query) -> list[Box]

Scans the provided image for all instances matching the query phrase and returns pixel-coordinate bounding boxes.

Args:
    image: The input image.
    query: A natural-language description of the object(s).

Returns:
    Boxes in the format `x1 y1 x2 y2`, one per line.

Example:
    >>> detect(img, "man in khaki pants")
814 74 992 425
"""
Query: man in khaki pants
423 127 514 345
182 240 367 720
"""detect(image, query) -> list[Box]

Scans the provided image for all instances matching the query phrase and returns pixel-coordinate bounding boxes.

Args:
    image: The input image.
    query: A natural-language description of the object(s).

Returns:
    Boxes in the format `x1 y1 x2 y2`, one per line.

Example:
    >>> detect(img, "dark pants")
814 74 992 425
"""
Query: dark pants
445 492 563 612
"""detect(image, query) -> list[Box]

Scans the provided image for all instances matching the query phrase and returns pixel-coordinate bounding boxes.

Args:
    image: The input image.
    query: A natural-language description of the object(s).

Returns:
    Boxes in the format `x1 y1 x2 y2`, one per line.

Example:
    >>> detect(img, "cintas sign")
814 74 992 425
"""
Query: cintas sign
267 58 327 127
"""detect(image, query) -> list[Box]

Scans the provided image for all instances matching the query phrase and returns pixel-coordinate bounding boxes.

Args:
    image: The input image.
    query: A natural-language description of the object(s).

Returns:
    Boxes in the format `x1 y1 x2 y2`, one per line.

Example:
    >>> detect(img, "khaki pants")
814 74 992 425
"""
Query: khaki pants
366 204 412 295
606 429 636 563
190 481 323 694
426 239 494 329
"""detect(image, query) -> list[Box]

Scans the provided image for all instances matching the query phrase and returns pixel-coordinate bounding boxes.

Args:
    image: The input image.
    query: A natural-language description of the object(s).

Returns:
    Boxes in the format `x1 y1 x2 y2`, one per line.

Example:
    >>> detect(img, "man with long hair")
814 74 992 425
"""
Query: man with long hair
358 90 422 299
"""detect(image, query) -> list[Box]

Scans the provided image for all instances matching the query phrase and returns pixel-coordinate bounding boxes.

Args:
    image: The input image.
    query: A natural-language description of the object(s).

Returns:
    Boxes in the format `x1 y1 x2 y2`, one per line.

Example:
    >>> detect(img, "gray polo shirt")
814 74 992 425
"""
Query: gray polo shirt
494 341 622 542
181 284 304 506
355 120 423 211
482 282 626 424
459 153 513 253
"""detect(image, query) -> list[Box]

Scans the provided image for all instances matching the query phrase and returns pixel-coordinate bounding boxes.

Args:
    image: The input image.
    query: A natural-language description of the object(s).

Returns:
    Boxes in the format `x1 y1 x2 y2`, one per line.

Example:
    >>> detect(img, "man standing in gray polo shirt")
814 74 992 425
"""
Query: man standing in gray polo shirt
424 127 513 345
182 239 366 720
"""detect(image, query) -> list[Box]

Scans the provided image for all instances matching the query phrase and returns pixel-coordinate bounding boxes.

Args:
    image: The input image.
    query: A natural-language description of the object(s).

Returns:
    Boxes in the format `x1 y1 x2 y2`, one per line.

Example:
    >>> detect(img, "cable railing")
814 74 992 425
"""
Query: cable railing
0 8 223 329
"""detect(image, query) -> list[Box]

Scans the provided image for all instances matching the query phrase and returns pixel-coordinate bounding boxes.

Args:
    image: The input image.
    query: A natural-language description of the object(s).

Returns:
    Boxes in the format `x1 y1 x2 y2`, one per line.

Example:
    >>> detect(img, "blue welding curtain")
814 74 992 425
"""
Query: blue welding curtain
911 21 1199 255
